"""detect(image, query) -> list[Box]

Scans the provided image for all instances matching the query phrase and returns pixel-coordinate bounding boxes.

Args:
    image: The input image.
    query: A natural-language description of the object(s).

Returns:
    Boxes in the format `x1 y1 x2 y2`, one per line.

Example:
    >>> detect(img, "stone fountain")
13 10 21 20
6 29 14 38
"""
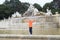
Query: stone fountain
23 4 39 17
12 11 21 18
45 8 52 16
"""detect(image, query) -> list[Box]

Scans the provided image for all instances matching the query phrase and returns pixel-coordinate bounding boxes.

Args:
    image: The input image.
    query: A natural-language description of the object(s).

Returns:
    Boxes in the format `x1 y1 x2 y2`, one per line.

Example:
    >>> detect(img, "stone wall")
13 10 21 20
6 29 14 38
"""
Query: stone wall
0 16 60 35
8 16 60 29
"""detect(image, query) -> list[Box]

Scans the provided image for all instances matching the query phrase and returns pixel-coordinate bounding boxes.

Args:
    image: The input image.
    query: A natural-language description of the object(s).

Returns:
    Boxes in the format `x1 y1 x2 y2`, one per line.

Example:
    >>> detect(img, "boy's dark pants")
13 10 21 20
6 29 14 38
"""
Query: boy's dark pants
29 27 32 34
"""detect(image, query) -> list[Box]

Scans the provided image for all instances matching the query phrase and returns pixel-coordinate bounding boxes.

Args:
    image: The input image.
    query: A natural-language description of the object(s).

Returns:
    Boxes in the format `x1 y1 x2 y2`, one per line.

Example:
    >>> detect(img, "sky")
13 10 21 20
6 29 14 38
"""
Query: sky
0 0 53 7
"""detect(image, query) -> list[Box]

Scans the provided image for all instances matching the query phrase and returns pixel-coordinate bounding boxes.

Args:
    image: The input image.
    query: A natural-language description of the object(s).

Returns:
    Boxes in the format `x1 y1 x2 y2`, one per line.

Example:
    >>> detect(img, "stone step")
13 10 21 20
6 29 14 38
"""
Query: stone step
0 28 59 35
0 35 59 40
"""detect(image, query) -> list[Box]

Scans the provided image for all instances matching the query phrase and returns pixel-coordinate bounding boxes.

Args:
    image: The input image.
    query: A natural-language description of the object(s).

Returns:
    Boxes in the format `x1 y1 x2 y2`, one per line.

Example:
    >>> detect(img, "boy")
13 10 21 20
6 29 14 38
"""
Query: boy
25 19 35 35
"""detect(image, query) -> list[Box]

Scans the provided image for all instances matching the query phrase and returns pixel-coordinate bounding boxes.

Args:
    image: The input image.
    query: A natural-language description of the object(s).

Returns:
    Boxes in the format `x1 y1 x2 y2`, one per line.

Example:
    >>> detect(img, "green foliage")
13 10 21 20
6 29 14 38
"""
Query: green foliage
0 0 30 20
43 3 51 12
0 0 60 20
19 3 30 14
33 3 42 11
43 1 60 14
0 4 14 20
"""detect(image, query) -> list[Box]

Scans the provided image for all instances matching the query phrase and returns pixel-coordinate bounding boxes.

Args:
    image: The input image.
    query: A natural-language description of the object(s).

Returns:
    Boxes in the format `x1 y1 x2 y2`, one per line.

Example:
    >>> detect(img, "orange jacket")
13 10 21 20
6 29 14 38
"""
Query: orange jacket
28 20 33 27
28 20 35 27
25 19 35 27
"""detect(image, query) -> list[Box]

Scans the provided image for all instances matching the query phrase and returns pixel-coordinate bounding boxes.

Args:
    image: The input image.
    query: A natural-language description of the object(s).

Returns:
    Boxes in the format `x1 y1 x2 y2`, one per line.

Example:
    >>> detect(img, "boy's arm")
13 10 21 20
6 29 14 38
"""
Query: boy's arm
24 20 29 22
32 20 36 22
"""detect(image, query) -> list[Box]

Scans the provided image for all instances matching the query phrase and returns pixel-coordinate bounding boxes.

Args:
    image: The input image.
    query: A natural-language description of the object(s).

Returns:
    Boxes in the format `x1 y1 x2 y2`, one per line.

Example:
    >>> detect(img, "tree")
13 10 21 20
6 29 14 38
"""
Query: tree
20 3 30 15
4 0 30 14
33 3 42 11
0 5 14 19
43 3 51 12
43 1 60 14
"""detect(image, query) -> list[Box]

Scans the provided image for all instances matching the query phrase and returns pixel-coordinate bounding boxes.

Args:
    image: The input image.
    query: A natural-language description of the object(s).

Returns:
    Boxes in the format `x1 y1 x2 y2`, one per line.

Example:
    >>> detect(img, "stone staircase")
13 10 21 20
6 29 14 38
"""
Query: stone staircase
0 22 58 35
0 35 60 40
